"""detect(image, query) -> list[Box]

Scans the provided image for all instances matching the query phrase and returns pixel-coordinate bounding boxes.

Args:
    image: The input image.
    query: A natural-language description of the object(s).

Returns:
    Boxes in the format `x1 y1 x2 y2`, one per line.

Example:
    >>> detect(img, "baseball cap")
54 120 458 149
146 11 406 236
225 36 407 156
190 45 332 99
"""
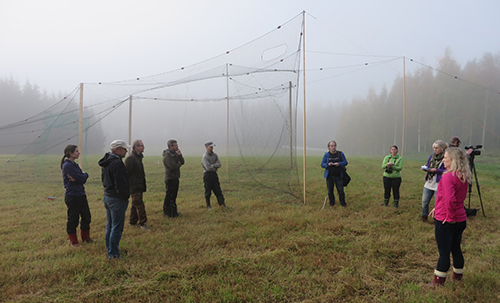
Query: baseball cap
204 141 215 147
110 140 131 150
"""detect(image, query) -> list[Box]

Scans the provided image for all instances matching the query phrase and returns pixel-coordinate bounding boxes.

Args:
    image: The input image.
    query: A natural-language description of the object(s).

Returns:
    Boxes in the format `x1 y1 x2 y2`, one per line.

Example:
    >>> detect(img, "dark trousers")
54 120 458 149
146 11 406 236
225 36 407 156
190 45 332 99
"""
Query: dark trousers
204 172 225 207
326 174 346 206
163 179 179 217
383 177 401 200
65 195 91 234
129 192 147 225
435 220 467 272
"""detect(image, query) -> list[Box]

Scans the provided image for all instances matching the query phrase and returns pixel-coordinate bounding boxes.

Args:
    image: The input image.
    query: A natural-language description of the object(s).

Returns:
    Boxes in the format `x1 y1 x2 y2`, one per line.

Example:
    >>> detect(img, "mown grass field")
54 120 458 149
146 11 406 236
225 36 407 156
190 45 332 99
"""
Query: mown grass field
1 152 499 302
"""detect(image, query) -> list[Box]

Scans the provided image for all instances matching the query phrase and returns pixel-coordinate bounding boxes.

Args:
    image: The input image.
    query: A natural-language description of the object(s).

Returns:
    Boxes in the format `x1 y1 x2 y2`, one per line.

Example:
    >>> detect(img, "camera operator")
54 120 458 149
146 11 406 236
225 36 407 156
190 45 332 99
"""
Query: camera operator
450 136 473 156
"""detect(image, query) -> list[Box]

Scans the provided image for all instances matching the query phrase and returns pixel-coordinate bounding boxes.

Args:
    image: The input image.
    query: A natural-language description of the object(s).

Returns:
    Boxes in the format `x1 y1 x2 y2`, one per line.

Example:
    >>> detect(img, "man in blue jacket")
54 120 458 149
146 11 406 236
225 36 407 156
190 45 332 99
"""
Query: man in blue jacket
321 141 348 207
98 140 130 259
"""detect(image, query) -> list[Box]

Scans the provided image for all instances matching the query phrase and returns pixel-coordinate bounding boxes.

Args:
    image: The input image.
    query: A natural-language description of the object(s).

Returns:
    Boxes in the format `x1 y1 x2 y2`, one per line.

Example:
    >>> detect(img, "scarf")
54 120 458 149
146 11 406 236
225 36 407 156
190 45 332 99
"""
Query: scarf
428 152 444 179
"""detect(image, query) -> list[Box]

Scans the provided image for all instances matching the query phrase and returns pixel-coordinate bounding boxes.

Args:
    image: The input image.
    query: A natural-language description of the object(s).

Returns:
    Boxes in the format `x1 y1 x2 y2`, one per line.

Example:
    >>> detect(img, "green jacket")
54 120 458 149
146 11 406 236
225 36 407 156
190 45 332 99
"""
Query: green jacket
162 149 185 181
382 155 403 178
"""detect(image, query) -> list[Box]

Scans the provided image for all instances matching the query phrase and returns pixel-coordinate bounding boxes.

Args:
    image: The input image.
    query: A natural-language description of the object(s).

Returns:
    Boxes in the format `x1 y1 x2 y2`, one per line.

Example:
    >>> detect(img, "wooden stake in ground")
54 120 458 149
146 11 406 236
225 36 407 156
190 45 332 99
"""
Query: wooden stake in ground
322 196 328 210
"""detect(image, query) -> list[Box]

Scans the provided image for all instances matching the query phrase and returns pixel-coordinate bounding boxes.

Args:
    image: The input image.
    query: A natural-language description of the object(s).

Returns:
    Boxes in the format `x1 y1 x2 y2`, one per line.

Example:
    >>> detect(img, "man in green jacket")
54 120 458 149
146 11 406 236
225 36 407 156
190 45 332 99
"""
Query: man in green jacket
162 139 185 218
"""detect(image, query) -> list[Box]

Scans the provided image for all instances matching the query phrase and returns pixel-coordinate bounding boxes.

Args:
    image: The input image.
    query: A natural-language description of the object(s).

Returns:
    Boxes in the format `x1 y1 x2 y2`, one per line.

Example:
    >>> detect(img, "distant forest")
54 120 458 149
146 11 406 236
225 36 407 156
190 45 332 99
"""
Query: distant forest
334 49 500 155
0 77 106 155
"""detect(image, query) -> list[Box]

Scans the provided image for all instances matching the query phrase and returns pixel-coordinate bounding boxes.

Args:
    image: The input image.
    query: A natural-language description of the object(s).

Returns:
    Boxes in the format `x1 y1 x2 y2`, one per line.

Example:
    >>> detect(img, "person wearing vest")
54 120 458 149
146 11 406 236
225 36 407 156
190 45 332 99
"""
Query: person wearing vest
321 141 348 207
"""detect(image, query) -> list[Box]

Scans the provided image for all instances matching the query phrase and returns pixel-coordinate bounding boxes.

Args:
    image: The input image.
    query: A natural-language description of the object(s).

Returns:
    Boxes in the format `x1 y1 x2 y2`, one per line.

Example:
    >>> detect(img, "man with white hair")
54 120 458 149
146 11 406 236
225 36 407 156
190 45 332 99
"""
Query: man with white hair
98 140 130 259
125 139 149 230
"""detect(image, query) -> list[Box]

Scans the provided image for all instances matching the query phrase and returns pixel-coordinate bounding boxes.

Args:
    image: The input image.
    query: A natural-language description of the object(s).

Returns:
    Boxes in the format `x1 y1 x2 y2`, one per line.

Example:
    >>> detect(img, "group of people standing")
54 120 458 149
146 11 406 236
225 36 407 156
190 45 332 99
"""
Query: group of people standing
321 137 472 287
62 136 472 284
60 139 227 260
378 136 472 287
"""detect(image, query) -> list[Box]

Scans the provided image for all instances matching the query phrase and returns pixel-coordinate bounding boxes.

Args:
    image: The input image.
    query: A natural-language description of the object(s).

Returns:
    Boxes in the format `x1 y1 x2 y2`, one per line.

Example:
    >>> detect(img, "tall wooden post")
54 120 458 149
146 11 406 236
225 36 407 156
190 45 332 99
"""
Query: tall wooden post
226 63 230 174
128 95 133 150
78 83 83 168
289 81 293 168
402 57 406 157
302 11 307 205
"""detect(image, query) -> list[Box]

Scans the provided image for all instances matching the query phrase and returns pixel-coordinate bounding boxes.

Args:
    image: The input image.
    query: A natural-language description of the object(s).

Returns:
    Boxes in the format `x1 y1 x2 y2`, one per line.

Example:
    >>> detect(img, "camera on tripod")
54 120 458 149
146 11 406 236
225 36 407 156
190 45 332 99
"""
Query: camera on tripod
464 145 482 156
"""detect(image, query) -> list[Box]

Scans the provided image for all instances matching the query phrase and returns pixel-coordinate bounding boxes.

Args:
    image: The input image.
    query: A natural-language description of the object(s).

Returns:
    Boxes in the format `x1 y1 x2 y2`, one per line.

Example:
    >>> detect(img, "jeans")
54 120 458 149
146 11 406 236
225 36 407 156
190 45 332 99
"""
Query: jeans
65 195 91 234
104 196 129 259
383 177 401 200
435 220 466 273
326 174 346 206
421 187 436 216
204 172 225 207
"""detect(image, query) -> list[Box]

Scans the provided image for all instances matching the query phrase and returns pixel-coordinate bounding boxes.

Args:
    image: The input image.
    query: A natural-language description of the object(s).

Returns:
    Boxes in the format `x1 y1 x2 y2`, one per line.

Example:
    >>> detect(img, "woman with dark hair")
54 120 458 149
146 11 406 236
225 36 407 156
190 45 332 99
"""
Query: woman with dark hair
61 145 92 247
427 147 470 286
381 145 403 208
420 140 448 222
321 141 348 207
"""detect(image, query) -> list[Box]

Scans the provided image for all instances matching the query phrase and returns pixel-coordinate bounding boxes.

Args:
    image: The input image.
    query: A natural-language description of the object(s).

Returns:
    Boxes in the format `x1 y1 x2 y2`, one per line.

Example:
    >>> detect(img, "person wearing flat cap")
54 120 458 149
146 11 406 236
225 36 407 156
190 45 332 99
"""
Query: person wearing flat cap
201 141 227 209
98 140 130 260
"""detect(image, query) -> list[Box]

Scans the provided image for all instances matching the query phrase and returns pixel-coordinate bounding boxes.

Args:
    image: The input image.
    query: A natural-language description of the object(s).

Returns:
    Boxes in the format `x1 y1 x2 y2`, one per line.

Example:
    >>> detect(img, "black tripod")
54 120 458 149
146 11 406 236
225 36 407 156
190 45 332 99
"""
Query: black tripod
468 155 486 217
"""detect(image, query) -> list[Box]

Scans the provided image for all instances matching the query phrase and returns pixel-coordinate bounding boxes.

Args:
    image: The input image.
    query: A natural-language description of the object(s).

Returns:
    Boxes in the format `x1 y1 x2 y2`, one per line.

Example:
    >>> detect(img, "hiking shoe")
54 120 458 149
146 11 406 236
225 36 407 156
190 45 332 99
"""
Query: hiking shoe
140 224 150 231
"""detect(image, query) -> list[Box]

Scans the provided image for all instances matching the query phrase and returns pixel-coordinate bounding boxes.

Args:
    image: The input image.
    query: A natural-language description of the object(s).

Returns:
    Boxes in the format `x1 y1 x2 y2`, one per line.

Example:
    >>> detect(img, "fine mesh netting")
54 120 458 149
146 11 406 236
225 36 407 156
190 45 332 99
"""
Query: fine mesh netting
1 14 304 201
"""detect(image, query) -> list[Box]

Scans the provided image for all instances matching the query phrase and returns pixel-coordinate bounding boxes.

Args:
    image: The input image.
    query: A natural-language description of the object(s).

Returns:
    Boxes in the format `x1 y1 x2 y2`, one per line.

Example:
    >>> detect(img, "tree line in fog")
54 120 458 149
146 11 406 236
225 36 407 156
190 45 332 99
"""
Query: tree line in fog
334 49 500 155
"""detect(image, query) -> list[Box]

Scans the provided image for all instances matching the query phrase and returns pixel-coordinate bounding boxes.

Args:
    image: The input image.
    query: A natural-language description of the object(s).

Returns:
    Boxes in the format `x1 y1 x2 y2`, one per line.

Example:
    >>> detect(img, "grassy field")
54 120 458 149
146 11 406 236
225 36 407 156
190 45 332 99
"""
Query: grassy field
1 153 499 302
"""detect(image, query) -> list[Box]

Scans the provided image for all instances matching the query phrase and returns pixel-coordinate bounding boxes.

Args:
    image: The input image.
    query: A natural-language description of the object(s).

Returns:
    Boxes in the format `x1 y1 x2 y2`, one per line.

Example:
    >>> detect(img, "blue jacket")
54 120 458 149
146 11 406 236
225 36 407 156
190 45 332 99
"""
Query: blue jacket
321 151 348 179
62 159 88 196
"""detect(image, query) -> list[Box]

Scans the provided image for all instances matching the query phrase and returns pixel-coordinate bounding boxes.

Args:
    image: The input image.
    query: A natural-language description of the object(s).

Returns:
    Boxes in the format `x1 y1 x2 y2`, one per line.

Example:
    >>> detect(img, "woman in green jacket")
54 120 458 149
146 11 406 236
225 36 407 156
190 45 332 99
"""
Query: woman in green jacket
382 145 404 208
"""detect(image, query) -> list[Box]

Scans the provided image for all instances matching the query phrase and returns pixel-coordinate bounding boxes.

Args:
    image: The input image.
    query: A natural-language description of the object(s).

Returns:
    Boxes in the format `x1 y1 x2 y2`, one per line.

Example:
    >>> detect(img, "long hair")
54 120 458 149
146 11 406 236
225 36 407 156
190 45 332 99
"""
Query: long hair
61 144 78 169
445 147 471 183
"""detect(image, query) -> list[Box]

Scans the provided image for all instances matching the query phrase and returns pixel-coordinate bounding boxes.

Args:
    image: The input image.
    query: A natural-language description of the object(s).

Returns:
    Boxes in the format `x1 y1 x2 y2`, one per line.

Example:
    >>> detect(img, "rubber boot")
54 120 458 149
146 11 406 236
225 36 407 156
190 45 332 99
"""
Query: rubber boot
452 268 463 282
384 199 389 207
81 230 95 243
68 233 81 247
393 199 399 208
427 274 446 287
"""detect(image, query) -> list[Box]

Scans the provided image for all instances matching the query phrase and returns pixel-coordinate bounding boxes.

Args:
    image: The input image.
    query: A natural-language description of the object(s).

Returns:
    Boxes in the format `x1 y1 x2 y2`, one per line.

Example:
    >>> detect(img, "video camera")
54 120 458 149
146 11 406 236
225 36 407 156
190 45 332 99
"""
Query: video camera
465 145 482 156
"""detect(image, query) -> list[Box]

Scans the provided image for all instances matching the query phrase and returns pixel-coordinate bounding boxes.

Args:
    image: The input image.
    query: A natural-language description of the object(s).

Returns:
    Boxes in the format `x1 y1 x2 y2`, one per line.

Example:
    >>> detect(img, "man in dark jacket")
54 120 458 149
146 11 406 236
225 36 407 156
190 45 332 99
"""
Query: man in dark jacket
98 140 130 259
162 139 185 218
125 139 149 230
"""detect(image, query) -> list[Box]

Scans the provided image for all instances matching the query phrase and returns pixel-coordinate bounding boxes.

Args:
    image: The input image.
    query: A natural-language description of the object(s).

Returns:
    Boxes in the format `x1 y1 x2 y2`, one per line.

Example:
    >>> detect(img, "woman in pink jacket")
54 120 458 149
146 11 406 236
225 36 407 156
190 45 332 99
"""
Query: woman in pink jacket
428 147 471 286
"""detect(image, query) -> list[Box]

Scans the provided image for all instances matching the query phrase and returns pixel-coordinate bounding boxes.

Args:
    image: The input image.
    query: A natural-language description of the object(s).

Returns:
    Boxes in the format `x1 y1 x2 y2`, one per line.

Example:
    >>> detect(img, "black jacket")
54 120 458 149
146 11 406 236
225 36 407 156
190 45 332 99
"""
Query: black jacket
125 150 147 194
98 152 130 201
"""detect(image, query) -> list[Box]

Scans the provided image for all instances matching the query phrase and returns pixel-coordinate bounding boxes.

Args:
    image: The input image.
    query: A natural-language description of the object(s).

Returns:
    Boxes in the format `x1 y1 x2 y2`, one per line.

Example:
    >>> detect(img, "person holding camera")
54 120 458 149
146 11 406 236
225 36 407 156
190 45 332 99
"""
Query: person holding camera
427 147 470 286
420 140 448 222
381 145 403 208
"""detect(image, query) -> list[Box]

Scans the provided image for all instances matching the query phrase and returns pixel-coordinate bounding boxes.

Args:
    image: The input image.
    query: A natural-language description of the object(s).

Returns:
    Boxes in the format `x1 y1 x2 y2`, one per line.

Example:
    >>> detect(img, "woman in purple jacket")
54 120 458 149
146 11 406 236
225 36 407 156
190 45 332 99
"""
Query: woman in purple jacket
420 140 448 222
61 145 92 247
428 147 470 286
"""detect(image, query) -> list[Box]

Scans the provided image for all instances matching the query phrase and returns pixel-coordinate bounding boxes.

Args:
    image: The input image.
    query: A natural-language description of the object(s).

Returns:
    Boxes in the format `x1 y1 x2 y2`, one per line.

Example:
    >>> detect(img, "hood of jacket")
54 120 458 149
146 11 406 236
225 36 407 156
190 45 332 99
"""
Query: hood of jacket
98 152 121 167
162 149 176 157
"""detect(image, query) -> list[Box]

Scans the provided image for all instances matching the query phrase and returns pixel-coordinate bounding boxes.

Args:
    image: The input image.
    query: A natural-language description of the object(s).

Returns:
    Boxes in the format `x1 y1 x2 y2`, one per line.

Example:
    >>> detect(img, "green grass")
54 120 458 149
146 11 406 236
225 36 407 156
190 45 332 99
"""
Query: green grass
0 154 499 302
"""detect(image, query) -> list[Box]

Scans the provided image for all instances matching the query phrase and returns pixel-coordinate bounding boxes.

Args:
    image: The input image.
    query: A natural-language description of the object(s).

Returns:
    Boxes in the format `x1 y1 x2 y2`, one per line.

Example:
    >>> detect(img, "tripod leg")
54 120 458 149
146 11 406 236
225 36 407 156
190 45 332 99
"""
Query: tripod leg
472 165 486 218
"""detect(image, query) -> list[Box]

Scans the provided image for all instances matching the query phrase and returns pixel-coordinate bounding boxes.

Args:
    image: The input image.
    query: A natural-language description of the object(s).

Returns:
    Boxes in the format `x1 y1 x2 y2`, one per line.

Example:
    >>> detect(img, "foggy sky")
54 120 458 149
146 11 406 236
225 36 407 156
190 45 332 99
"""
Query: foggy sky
1 0 500 155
